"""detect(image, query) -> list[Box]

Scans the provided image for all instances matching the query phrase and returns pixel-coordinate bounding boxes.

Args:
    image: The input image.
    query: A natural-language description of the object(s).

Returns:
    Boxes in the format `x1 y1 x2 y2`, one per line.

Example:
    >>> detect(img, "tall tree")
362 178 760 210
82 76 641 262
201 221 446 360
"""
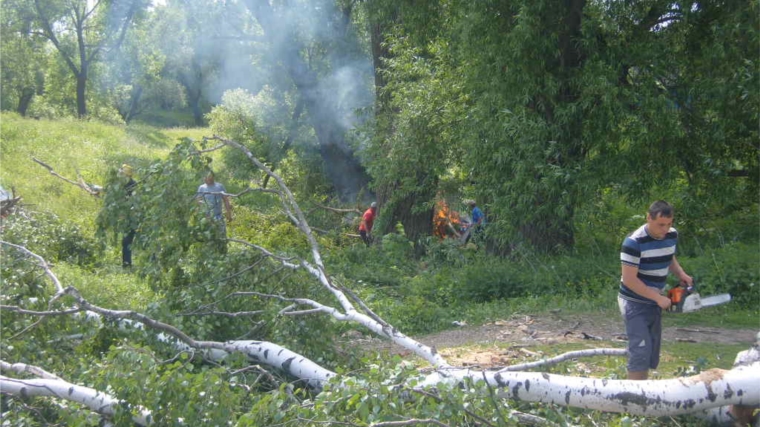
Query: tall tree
447 0 758 252
361 0 462 243
0 0 47 115
29 0 144 117
99 12 172 123
448 0 590 252
155 0 220 125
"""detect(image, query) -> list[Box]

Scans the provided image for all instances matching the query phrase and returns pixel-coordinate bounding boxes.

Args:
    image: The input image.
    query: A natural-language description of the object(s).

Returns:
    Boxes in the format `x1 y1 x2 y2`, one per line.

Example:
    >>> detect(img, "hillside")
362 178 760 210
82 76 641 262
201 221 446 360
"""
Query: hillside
0 113 207 228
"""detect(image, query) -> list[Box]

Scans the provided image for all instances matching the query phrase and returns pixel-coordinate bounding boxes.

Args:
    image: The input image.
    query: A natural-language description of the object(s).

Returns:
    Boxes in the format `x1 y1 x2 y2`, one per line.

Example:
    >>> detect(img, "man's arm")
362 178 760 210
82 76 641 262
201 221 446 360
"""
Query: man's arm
621 264 672 309
669 256 692 285
196 186 204 204
223 195 233 223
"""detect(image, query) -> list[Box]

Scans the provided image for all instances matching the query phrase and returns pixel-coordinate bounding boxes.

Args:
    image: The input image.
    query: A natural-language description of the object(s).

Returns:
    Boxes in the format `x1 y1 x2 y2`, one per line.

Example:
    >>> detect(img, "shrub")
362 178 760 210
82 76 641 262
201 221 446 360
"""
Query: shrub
459 260 534 302
2 211 97 266
380 222 416 269
373 293 451 335
679 242 759 308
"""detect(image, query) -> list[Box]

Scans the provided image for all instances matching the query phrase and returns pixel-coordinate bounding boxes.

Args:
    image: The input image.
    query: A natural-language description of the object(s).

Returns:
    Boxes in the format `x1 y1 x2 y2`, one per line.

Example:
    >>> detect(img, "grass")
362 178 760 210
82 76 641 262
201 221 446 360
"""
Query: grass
0 113 207 231
531 340 749 376
0 112 197 317
663 304 760 329
55 263 156 311
131 108 201 128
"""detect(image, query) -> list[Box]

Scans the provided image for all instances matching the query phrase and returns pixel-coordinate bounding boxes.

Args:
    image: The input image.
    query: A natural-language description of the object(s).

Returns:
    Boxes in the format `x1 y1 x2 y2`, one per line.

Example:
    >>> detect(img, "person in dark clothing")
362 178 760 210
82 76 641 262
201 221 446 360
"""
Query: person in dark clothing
120 164 137 268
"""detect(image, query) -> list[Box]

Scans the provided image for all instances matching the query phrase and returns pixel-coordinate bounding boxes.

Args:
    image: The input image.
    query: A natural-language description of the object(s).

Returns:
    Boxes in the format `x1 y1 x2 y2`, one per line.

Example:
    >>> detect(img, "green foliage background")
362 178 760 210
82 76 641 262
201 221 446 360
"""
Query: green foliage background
2 113 758 426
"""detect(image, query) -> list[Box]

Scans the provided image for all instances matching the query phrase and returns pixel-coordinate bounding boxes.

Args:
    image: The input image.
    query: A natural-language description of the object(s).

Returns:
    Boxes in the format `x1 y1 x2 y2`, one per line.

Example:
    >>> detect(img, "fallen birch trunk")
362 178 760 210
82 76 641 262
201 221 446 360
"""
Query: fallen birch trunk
420 363 760 417
0 373 153 426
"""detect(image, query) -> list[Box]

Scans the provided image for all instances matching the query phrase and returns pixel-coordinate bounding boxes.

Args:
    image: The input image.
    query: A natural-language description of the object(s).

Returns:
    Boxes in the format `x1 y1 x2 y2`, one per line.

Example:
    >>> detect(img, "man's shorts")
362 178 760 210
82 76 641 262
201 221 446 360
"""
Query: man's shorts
618 296 662 372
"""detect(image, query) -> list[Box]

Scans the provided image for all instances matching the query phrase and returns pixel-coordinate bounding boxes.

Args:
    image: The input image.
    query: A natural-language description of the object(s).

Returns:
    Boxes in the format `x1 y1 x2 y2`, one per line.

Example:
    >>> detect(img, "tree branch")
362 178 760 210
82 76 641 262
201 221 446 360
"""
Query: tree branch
0 360 62 380
371 419 450 427
313 203 362 215
32 157 101 196
498 348 628 372
2 240 65 294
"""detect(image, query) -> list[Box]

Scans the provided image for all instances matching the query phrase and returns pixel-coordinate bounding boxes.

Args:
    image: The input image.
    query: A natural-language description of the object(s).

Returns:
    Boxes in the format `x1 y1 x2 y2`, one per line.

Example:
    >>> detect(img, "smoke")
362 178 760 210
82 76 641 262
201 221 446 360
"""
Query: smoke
139 0 374 130
208 0 374 124
317 63 374 131
103 0 374 199
208 0 375 201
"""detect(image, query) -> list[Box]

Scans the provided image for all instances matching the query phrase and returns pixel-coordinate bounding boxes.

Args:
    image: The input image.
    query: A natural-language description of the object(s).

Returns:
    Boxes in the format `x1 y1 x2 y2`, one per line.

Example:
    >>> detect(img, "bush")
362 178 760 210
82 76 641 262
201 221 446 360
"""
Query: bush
380 223 416 269
2 211 97 266
679 242 759 308
372 293 451 335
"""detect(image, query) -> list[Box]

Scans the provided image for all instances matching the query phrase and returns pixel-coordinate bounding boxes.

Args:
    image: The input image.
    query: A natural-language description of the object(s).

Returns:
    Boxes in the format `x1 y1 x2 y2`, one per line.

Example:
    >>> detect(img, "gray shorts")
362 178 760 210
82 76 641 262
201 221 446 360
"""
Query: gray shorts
618 296 662 372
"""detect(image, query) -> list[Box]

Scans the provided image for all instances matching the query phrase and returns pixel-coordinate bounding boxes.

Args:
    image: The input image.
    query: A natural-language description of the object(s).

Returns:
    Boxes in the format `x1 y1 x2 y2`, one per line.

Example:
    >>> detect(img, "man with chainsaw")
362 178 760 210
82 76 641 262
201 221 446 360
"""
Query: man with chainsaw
619 200 693 380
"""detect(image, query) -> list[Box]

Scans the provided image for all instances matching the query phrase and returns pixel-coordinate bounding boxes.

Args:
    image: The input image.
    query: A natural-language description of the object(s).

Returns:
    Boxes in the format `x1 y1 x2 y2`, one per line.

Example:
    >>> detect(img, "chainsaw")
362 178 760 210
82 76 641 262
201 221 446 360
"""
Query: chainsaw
668 283 732 313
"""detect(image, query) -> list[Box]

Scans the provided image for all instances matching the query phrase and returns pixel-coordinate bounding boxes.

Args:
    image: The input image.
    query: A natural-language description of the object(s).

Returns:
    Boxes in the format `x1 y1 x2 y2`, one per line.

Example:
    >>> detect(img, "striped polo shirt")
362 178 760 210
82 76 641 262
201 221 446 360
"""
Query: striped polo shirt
619 224 678 305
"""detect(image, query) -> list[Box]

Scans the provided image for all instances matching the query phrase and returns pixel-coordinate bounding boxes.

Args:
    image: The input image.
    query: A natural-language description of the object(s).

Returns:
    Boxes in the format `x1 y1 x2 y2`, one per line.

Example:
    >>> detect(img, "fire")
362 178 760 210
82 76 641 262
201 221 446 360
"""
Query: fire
433 199 464 239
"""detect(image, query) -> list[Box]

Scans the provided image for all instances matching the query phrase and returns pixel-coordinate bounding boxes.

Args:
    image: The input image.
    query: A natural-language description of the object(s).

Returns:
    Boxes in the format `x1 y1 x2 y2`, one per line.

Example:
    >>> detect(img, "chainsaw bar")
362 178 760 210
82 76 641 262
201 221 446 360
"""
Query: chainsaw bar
681 293 732 313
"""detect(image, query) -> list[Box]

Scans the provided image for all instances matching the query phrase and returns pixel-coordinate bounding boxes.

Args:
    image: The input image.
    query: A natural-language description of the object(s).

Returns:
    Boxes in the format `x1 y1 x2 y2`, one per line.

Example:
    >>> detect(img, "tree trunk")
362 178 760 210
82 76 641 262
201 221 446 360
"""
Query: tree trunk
262 97 304 188
190 98 203 126
177 56 206 127
124 84 144 123
368 6 434 243
76 72 87 117
17 87 34 116
521 0 585 251
421 363 760 417
376 176 436 245
369 8 395 110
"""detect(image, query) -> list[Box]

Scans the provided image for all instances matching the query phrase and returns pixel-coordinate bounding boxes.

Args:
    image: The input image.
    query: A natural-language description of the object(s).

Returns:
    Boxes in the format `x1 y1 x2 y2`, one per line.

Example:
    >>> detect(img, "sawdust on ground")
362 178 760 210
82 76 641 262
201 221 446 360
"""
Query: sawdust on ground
351 311 758 369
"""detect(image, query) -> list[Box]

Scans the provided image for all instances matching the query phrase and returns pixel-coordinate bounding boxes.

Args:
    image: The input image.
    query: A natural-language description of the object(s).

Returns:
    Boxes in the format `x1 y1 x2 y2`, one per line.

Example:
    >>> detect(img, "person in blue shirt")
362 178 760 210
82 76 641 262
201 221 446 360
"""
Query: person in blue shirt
464 200 485 244
618 200 692 380
197 172 233 251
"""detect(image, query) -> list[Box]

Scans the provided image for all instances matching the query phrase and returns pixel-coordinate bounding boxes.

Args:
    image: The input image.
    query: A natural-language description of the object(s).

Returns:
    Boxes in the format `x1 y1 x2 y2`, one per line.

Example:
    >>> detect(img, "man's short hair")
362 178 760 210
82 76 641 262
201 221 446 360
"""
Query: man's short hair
648 200 674 219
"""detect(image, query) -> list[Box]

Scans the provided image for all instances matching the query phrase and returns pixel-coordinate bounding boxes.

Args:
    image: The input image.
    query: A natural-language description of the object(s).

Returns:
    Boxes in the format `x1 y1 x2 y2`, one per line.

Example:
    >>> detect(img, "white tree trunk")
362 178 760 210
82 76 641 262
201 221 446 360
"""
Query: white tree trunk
0 375 153 426
420 363 760 416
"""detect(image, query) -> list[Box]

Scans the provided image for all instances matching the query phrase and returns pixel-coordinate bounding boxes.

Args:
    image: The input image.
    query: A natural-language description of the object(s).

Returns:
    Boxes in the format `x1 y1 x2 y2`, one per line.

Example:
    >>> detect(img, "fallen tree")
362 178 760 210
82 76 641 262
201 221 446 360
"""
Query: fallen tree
2 240 758 426
3 139 758 426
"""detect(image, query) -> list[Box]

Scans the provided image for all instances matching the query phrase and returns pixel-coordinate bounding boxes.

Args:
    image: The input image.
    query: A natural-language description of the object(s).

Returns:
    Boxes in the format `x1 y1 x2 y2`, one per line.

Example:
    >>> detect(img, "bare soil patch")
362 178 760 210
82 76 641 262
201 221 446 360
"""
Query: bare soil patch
355 312 758 369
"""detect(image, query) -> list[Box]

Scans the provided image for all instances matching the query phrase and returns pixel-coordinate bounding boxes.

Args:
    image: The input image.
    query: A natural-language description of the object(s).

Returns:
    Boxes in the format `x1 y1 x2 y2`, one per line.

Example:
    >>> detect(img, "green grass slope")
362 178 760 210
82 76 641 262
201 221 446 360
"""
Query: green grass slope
0 113 208 230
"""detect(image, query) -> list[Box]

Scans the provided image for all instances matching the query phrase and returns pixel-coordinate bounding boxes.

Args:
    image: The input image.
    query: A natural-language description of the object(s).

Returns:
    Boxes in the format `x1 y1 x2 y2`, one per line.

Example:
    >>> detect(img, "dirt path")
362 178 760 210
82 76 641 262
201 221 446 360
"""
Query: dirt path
356 312 758 368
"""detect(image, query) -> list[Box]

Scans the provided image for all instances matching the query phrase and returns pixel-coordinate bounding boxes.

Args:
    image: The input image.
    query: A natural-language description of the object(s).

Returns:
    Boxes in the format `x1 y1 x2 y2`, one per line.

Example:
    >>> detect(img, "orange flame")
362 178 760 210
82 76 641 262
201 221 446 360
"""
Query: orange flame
433 200 463 239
